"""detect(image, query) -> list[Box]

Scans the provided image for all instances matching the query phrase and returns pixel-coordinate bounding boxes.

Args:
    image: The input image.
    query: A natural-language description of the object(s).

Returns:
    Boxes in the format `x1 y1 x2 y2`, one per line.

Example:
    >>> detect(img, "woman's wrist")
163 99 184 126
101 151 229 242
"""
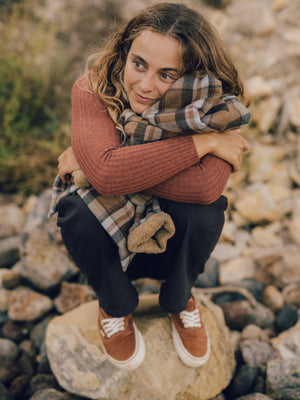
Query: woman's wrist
192 133 216 159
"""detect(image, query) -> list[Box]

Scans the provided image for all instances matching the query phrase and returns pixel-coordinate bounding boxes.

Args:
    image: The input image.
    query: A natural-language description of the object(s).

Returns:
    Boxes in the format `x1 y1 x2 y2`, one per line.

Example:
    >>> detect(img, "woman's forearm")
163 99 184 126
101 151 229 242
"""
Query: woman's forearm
147 154 231 204
192 130 251 172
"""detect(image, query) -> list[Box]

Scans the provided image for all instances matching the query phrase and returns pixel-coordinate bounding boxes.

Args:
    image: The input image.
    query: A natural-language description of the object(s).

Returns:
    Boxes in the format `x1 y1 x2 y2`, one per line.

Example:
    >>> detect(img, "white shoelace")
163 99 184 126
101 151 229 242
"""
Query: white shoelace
179 309 202 328
101 317 125 338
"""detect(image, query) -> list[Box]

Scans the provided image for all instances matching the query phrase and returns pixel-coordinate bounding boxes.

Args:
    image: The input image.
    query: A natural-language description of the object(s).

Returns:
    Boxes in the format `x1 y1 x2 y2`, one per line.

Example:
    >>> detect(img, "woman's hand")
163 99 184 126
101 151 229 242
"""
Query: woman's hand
192 129 251 172
210 130 251 172
58 147 80 183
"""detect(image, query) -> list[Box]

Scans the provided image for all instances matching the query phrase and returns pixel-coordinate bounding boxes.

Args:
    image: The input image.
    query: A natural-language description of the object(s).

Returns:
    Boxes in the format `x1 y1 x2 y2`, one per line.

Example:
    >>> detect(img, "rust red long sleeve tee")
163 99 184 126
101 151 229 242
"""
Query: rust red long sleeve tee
71 75 232 204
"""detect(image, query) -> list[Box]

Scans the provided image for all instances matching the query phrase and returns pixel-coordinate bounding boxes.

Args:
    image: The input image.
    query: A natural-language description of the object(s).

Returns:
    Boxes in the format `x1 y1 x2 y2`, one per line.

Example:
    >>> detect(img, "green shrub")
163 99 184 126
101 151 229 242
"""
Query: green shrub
0 0 71 195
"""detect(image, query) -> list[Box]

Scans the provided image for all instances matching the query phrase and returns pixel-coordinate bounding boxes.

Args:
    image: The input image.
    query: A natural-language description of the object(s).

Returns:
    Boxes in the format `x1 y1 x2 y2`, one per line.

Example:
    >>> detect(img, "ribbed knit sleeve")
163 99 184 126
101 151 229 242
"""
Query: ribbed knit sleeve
148 154 231 204
71 75 231 202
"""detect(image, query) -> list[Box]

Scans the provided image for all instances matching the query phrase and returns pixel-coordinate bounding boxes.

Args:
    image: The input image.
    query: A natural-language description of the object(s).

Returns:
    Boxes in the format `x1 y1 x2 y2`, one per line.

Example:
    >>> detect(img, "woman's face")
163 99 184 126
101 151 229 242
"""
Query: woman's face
123 30 182 114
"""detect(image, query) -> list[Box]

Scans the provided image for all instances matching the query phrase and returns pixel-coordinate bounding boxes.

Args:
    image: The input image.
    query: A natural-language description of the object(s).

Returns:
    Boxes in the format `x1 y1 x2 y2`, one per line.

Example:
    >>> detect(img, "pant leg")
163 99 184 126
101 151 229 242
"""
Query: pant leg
57 193 227 316
159 195 227 313
126 195 228 313
56 194 139 317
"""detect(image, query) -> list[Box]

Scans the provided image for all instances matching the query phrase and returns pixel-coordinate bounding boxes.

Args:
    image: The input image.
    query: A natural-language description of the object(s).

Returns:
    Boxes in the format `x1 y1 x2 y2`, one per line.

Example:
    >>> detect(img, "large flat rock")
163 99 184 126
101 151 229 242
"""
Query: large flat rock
46 293 235 400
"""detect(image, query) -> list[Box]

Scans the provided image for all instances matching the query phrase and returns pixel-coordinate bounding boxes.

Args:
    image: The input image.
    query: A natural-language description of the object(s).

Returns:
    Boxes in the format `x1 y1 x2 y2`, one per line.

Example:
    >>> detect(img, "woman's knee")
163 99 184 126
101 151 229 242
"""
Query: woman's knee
57 194 118 256
57 195 94 230
160 195 227 234
196 196 228 232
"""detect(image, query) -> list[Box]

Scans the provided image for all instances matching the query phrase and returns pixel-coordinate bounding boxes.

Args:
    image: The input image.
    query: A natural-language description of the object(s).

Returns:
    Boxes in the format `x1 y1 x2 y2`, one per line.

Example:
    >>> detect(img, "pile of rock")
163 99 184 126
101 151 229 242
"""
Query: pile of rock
0 191 238 400
0 125 300 399
0 0 300 398
0 191 96 400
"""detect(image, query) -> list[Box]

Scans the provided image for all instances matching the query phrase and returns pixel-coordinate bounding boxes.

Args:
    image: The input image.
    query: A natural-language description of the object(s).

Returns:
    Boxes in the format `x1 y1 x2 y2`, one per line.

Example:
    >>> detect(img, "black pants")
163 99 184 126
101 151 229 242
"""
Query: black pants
57 194 227 317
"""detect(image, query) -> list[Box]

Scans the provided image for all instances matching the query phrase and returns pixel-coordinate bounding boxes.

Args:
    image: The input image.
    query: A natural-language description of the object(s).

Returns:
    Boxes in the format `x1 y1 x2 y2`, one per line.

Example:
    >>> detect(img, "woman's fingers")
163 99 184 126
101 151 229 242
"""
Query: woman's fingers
58 147 80 182
231 134 251 172
210 130 251 172
238 131 251 153
231 150 244 172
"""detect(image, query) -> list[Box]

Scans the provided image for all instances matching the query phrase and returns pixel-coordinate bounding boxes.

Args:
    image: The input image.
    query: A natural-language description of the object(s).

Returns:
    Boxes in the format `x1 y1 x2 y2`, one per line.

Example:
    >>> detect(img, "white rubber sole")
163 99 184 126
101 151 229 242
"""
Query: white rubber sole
171 321 211 368
105 322 145 371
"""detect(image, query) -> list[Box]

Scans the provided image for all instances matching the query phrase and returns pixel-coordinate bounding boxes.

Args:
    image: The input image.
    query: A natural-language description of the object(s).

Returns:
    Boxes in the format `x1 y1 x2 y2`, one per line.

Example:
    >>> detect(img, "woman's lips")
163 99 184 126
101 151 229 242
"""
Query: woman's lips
134 91 156 104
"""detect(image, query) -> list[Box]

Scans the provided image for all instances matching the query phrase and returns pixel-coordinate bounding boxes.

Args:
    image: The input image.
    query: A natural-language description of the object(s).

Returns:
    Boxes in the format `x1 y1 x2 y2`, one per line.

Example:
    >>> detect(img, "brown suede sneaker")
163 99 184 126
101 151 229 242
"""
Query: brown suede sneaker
171 295 210 368
98 307 145 370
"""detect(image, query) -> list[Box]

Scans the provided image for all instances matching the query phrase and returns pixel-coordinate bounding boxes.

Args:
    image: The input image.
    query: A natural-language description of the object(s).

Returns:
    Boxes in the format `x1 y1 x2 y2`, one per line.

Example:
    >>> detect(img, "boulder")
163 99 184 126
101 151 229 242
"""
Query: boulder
271 320 300 359
0 236 21 269
266 358 300 400
0 204 26 234
20 225 78 291
46 293 235 400
234 183 287 224
8 287 53 322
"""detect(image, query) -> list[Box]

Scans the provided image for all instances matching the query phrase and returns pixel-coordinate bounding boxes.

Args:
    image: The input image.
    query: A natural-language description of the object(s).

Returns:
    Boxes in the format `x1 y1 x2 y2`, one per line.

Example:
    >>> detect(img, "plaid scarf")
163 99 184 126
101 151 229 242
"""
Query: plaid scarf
49 73 250 270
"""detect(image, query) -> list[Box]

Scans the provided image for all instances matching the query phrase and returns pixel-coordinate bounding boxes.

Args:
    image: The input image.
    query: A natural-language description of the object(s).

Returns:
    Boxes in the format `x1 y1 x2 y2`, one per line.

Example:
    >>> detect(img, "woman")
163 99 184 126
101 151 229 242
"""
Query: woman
54 3 251 370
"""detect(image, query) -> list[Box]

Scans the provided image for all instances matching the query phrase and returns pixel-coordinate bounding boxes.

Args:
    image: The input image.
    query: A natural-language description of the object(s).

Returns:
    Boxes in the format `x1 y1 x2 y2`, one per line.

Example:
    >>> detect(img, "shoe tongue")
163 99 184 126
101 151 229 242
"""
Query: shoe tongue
185 297 195 312
101 308 113 319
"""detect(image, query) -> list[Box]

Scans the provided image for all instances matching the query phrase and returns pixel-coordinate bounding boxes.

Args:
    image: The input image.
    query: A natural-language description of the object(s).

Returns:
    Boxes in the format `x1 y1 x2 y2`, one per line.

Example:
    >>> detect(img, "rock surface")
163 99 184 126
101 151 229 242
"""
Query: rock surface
46 294 235 400
266 358 300 400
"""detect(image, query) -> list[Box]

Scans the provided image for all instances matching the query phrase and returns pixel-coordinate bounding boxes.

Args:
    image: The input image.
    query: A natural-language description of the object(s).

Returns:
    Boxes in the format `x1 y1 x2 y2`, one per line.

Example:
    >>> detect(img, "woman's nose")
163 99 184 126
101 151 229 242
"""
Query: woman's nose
139 73 154 92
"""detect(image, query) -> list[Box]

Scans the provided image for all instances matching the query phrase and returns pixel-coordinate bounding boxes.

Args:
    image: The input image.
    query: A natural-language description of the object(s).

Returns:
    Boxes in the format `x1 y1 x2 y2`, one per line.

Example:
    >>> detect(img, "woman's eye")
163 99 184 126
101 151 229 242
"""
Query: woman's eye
133 61 145 70
160 73 175 82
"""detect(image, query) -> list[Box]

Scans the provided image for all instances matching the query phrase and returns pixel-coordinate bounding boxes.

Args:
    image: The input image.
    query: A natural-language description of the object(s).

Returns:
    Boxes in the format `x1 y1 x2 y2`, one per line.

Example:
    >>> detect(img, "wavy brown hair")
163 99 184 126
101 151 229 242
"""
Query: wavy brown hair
86 3 248 129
